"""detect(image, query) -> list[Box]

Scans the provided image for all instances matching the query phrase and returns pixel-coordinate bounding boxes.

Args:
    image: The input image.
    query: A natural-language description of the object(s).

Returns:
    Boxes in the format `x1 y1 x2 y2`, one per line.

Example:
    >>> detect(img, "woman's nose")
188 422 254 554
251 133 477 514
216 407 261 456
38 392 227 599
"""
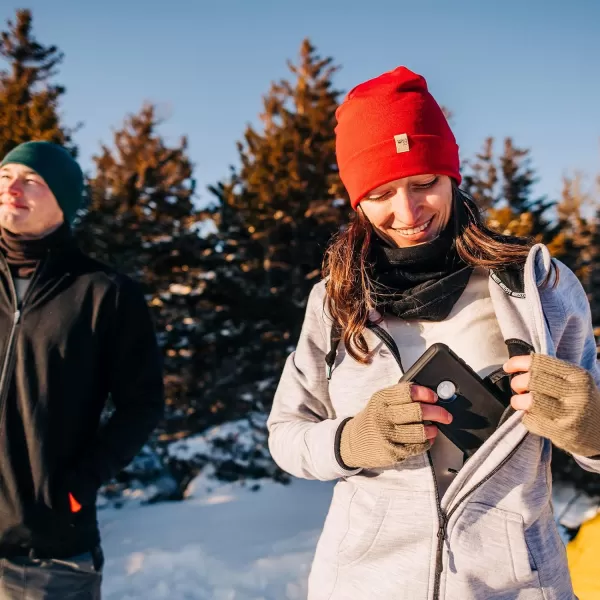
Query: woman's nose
389 189 423 225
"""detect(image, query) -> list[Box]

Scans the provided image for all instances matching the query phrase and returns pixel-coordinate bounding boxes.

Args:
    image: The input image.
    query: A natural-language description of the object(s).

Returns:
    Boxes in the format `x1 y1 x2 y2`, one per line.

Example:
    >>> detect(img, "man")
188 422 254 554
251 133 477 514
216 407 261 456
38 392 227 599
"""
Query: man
0 141 164 598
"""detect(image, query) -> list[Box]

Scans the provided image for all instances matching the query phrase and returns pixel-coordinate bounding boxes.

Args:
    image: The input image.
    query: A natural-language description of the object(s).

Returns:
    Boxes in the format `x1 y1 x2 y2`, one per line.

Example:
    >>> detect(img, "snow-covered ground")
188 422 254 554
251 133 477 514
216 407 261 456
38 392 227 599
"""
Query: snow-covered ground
99 477 334 600
98 464 599 600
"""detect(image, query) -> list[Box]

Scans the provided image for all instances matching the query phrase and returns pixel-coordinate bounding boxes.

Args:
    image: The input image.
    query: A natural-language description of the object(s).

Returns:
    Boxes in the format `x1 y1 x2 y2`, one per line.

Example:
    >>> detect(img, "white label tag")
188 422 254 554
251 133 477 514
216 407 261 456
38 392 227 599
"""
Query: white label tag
394 133 409 153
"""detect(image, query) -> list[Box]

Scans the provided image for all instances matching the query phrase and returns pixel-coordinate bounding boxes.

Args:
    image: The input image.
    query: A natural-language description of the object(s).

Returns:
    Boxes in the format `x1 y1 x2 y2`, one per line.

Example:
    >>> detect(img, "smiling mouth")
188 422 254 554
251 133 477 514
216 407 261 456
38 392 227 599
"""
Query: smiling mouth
394 217 433 236
1 202 27 209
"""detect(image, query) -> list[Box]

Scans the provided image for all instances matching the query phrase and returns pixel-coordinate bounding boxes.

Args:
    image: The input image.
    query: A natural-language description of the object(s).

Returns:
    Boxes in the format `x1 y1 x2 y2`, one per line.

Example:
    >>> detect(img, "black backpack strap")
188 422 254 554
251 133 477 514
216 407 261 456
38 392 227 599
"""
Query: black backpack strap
325 320 405 379
325 320 343 380
490 264 526 299
366 321 404 371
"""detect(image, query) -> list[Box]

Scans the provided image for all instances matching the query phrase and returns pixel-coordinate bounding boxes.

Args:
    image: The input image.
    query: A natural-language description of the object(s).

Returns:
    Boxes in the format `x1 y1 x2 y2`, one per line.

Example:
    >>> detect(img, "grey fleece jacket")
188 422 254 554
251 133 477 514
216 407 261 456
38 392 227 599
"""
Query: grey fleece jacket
267 244 600 600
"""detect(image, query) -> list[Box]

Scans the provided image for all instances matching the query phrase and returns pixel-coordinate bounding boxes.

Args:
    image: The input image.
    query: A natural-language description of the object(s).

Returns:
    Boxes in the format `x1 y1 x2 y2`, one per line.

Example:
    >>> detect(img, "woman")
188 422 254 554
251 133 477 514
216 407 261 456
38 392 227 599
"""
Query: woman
267 66 600 599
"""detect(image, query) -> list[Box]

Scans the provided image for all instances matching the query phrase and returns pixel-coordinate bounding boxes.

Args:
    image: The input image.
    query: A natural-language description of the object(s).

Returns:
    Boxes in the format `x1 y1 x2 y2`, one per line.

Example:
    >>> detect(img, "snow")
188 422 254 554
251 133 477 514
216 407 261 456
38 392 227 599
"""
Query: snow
97 469 599 598
168 419 258 462
100 477 333 600
553 481 600 529
169 283 193 295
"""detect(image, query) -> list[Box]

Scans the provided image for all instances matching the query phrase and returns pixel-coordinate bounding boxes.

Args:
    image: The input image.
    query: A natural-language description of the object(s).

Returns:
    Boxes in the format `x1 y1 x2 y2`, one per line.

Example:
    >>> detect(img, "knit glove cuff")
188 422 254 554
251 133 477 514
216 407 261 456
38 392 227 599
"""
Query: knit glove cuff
523 354 600 457
338 383 431 470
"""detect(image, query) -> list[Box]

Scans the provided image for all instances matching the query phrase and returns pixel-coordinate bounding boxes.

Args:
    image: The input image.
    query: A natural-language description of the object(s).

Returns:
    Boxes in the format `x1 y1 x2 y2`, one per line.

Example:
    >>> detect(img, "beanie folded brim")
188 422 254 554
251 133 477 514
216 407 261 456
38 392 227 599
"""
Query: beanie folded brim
342 134 461 209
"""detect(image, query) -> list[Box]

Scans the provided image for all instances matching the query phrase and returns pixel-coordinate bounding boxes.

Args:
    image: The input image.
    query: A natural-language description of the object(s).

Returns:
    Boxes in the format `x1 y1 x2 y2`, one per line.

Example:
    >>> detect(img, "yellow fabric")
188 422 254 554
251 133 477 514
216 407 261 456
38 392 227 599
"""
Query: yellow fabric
567 513 600 599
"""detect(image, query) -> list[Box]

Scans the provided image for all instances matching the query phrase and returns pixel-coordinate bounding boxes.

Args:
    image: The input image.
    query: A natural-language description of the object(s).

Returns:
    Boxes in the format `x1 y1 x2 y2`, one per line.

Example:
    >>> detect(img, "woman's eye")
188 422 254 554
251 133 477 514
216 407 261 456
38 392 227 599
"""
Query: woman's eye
367 192 391 201
414 177 438 190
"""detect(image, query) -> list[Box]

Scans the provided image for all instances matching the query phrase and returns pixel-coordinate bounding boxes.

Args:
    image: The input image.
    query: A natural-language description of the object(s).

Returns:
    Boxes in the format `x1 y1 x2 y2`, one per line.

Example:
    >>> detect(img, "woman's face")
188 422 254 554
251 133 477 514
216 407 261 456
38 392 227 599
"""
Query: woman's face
359 174 453 248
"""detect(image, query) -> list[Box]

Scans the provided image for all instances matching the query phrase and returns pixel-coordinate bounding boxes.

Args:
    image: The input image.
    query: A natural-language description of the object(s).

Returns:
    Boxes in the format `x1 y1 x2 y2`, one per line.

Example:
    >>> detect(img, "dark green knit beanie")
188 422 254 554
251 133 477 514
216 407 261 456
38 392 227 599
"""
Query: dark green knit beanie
0 141 84 224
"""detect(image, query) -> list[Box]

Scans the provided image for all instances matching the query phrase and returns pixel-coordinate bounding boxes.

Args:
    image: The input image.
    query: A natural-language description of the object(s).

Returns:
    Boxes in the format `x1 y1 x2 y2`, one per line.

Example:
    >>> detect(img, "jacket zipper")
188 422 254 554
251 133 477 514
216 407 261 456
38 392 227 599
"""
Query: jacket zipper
429 439 528 599
428 452 446 600
0 308 21 408
368 325 529 600
0 256 48 432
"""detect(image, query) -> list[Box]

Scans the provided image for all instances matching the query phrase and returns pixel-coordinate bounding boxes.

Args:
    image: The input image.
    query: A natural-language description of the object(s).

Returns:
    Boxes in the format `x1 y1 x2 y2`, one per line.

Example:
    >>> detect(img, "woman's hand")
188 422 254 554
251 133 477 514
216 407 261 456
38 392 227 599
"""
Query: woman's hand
503 353 600 457
338 382 453 469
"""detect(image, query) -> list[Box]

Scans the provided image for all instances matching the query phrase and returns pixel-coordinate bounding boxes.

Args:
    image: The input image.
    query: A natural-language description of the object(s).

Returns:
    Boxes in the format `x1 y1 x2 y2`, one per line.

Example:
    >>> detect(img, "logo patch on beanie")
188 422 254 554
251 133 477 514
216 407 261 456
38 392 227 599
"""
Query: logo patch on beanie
394 134 410 153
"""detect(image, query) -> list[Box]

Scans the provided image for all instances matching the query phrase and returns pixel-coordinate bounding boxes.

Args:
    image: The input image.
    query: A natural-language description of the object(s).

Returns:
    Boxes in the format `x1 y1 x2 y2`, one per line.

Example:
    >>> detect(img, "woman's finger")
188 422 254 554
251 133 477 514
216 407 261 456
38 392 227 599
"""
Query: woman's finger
510 372 531 394
390 423 428 444
424 425 438 441
503 354 533 374
388 402 422 425
421 403 453 424
511 392 533 411
410 384 438 404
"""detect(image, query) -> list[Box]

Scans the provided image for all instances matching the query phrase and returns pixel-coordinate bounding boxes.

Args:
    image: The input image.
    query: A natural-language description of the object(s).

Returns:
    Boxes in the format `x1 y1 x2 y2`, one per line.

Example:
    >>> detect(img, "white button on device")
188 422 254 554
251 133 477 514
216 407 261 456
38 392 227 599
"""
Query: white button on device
437 380 456 401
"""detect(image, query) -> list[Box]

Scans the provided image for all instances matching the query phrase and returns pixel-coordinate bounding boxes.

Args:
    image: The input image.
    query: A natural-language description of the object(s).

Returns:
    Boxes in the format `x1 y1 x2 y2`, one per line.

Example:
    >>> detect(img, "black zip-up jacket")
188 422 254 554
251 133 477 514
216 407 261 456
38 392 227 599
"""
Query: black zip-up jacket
0 239 164 558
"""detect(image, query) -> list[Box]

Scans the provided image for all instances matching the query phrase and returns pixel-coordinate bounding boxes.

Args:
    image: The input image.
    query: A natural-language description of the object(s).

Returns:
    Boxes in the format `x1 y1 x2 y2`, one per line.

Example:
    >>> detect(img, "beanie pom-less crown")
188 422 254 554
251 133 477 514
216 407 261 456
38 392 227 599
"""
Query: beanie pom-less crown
335 66 461 209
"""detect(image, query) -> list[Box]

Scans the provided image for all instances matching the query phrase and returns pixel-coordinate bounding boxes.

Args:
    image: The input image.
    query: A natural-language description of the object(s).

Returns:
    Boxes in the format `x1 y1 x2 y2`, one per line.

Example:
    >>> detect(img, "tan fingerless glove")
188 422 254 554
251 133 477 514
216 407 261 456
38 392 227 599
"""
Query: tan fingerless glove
338 382 431 469
524 354 600 457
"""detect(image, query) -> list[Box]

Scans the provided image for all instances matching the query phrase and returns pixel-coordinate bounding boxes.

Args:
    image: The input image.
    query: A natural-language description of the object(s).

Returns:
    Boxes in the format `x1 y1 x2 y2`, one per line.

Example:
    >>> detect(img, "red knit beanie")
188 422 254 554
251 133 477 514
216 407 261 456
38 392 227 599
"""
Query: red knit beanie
335 66 461 209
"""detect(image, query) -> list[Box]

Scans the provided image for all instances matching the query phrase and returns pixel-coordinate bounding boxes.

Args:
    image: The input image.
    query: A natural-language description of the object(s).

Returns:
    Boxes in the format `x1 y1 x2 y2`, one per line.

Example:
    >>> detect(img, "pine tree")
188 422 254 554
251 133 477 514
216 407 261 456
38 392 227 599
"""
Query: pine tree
208 38 348 395
498 138 556 240
462 137 497 212
179 39 348 481
77 103 201 437
463 137 558 242
548 174 593 277
220 39 348 306
0 9 75 156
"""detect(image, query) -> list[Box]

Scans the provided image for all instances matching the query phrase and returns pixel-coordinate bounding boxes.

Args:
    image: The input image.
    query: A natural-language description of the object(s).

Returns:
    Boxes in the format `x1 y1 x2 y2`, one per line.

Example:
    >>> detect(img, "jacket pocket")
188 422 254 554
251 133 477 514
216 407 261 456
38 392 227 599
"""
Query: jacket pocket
337 486 391 567
451 502 538 590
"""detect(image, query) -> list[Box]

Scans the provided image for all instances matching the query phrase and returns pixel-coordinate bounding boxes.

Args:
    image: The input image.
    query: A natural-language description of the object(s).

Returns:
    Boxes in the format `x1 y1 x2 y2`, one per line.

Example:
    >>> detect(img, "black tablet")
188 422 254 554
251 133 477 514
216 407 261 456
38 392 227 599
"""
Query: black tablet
399 343 510 457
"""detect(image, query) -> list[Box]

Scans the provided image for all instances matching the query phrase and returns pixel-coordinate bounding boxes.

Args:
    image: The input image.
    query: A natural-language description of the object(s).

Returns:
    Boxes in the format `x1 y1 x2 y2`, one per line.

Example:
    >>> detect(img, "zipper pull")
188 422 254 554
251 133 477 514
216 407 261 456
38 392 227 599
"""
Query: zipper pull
438 512 448 546
437 513 447 539
14 309 21 324
435 512 448 580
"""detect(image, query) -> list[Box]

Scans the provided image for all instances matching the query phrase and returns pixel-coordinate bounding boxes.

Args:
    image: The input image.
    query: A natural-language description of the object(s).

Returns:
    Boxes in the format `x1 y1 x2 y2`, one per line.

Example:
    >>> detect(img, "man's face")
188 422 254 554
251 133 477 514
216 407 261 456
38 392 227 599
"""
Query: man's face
0 163 64 237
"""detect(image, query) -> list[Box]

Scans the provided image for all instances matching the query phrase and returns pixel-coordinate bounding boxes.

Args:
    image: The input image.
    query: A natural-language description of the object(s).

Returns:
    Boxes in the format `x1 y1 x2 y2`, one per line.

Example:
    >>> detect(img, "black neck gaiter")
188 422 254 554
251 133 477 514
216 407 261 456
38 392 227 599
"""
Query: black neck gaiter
369 191 474 321
0 222 72 279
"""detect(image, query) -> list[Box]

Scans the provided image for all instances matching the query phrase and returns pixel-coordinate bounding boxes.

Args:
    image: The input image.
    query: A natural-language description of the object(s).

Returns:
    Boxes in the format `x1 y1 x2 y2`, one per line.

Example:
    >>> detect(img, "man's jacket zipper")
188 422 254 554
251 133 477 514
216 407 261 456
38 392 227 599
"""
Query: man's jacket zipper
0 256 48 433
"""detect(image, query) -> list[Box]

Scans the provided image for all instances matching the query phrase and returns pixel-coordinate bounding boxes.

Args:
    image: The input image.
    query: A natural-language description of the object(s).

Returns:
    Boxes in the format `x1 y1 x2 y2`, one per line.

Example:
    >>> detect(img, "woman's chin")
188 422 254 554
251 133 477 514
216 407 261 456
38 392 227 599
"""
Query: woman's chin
391 229 438 247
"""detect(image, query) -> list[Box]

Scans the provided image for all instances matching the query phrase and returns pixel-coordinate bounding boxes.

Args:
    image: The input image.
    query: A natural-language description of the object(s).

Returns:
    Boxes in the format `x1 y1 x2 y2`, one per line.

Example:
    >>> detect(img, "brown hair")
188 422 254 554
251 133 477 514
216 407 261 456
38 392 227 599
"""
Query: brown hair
323 185 554 364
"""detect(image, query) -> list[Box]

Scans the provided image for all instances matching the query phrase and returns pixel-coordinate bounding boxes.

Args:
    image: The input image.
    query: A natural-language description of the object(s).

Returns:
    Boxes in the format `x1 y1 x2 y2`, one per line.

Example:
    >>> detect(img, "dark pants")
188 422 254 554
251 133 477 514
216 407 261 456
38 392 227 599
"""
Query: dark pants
0 548 103 599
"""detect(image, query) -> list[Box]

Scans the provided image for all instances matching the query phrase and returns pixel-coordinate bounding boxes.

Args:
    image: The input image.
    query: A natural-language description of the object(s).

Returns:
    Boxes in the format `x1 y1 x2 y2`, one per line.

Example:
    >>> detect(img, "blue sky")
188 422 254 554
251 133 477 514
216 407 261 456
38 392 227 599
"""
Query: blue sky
2 0 599 206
